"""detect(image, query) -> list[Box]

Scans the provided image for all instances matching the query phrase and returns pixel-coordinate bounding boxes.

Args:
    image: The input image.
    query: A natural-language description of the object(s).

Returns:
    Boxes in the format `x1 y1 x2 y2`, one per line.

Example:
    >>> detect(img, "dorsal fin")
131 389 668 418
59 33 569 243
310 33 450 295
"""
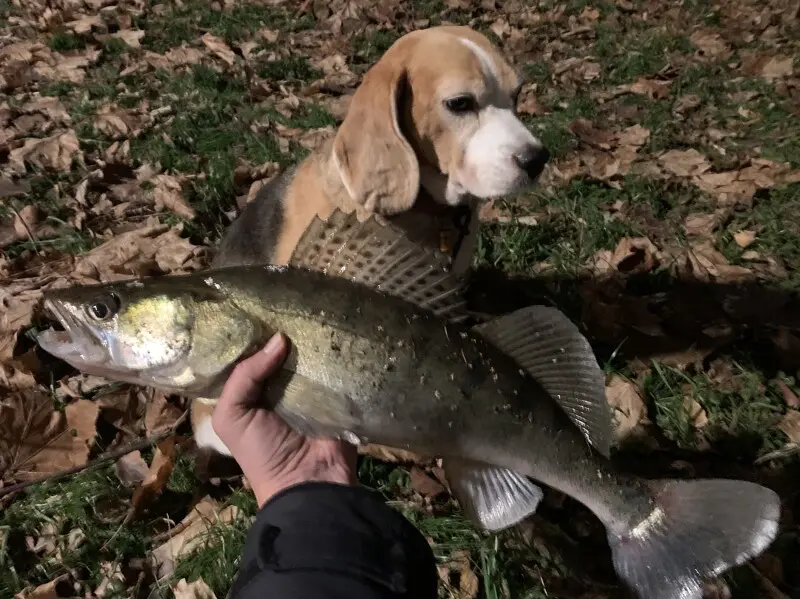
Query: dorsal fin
473 305 614 457
289 209 470 322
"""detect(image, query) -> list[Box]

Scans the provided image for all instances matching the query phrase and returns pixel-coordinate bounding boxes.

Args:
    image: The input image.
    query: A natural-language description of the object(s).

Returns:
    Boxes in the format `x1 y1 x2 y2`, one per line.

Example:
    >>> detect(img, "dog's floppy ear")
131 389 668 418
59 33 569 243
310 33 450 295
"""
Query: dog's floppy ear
332 58 419 215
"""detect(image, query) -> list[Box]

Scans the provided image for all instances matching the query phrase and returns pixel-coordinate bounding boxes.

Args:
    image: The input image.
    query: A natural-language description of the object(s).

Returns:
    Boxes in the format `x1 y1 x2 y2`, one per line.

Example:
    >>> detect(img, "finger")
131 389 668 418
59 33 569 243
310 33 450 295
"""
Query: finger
216 333 288 418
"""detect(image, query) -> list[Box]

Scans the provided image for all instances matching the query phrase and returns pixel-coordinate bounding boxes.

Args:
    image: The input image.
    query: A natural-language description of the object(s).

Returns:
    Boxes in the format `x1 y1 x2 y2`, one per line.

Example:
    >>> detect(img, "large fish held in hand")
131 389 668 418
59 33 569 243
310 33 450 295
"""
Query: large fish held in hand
37 210 780 599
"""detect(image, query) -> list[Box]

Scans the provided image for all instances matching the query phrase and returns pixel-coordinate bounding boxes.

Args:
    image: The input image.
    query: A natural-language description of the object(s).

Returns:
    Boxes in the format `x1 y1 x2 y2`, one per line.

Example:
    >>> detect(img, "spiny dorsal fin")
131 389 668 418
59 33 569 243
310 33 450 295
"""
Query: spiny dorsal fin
473 305 614 458
290 209 470 322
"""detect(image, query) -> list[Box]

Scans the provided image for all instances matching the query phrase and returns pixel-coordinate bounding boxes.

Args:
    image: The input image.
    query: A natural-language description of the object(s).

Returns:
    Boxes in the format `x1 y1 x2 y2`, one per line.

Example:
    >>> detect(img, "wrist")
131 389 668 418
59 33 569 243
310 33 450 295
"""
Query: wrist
251 463 357 508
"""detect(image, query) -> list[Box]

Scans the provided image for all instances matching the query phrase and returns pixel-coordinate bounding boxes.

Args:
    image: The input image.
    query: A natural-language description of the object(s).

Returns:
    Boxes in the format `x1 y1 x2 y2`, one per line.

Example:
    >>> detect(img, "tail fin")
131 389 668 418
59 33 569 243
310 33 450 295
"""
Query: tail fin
609 479 780 599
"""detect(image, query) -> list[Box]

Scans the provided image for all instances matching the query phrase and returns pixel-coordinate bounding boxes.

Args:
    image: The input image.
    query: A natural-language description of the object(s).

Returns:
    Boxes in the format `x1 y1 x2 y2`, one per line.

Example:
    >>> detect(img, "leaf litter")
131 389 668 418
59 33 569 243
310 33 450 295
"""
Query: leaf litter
1 0 800 596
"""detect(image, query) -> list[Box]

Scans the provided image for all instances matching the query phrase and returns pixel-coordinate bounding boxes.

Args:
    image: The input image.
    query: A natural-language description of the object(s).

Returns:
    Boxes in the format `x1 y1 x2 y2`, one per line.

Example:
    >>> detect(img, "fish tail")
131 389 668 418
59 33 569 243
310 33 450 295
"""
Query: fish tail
608 479 780 599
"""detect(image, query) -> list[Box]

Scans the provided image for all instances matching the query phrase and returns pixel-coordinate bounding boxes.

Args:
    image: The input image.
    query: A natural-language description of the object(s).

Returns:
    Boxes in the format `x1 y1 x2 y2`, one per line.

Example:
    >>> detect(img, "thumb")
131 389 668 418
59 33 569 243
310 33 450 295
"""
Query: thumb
214 333 288 423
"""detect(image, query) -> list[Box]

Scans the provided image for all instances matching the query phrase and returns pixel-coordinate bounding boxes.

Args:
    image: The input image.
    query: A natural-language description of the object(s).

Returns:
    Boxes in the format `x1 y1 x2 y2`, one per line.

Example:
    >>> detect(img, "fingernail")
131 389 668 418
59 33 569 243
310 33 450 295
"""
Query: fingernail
262 333 284 356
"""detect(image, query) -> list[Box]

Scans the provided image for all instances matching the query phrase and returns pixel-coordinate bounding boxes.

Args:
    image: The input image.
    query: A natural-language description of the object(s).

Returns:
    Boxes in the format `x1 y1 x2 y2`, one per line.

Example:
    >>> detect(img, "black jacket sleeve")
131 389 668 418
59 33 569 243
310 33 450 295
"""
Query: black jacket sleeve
228 481 439 599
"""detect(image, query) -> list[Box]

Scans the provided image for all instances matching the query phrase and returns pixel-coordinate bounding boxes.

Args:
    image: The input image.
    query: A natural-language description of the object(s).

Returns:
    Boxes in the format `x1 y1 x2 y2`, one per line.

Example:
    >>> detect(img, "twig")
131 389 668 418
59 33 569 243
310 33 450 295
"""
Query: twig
0 410 188 500
6 202 42 256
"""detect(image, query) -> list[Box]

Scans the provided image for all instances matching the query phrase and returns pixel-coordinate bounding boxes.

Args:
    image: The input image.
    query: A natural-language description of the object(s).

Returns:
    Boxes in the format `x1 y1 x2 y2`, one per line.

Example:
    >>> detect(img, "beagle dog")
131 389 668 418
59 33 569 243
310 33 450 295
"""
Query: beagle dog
191 25 550 456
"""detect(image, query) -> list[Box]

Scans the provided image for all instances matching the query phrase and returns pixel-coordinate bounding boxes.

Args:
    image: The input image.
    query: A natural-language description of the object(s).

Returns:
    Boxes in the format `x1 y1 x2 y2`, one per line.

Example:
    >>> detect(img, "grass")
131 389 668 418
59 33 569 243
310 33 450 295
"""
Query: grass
2 0 800 597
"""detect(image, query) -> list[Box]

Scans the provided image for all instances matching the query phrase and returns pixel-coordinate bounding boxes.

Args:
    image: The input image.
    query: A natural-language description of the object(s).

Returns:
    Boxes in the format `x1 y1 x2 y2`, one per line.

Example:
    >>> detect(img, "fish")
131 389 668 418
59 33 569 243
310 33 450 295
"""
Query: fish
36 209 780 599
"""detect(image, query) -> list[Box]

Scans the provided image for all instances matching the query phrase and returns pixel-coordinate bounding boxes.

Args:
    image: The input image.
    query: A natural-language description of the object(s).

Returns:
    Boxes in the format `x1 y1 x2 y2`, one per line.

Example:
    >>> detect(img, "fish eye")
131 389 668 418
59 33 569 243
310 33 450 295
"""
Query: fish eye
87 293 121 321
445 95 478 114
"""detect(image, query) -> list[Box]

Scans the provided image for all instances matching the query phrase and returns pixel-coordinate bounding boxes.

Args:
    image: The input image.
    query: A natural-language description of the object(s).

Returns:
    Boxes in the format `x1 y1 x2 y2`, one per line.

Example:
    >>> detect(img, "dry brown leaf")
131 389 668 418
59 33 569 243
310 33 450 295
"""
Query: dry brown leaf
112 29 145 48
69 220 207 283
742 52 794 81
628 77 672 100
778 410 800 444
733 230 757 248
437 550 480 599
0 394 99 482
611 237 659 274
569 118 616 150
358 443 433 466
410 466 446 498
684 397 709 429
114 450 150 487
8 130 81 173
151 174 196 220
681 241 753 282
606 375 646 440
201 33 236 66
172 578 218 599
658 149 711 178
683 213 721 238
516 83 546 116
777 381 800 409
690 29 733 60
14 574 77 599
149 496 241 578
94 104 144 139
130 437 178 515
145 392 185 434
22 96 71 123
94 562 126 598
66 14 105 34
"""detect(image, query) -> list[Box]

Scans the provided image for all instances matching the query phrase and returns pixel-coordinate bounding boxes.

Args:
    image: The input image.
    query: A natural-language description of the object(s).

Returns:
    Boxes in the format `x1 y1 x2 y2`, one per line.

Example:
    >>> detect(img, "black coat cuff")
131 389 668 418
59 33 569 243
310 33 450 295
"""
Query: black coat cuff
229 481 438 599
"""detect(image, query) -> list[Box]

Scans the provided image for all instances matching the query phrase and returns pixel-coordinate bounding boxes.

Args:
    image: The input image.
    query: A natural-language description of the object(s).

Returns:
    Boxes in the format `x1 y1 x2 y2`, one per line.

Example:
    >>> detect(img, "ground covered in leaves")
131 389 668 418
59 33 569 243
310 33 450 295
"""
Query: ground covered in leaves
1 0 800 597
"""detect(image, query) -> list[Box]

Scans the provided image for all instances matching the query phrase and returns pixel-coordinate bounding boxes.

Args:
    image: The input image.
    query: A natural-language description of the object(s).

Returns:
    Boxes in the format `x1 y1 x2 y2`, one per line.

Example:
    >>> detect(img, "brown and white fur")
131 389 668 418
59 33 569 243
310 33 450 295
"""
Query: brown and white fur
192 25 550 456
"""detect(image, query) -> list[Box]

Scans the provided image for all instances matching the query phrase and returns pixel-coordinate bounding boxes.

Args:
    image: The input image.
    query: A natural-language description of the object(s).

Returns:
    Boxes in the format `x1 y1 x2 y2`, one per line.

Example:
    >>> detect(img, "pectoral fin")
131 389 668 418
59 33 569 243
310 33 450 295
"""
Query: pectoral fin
262 369 363 441
472 305 614 458
289 209 469 322
443 457 543 532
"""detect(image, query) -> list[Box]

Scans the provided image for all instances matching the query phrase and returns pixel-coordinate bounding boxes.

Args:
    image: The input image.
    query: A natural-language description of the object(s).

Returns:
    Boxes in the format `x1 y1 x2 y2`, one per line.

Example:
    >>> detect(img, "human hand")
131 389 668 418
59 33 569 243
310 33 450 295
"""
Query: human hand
211 333 358 507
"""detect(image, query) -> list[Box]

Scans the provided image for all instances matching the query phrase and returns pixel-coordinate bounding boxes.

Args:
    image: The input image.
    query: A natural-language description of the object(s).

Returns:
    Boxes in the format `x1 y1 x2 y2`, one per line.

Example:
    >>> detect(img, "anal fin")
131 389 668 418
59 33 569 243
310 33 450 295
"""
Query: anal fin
444 457 543 532
289 209 469 323
473 306 614 458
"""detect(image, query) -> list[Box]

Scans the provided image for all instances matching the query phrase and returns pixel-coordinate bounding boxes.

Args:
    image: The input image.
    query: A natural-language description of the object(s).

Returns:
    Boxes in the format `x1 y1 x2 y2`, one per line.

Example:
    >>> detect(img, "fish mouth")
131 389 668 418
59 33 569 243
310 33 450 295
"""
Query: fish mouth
37 299 120 376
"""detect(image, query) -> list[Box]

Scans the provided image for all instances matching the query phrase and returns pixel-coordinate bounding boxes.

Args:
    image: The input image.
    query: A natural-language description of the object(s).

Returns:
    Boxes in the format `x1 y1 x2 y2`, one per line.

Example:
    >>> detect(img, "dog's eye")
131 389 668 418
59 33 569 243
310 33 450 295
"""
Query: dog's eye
87 293 121 321
445 95 478 114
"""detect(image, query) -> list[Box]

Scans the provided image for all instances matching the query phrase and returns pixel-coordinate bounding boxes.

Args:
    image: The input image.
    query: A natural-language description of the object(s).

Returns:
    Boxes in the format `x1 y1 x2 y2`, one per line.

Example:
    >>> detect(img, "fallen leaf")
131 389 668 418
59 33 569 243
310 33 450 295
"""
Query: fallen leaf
777 381 800 409
201 33 236 66
628 77 672 100
172 578 218 599
410 466 446 498
149 496 241 578
115 450 150 487
112 29 145 48
683 213 721 238
681 241 754 282
778 410 800 443
658 149 711 178
8 130 81 173
690 29 733 60
358 443 433 466
94 562 126 598
733 230 757 248
130 437 178 515
0 394 99 482
22 96 71 123
611 237 659 274
14 574 77 599
606 375 647 440
516 83 546 116
144 391 184 434
684 397 709 429
437 550 479 599
94 104 144 139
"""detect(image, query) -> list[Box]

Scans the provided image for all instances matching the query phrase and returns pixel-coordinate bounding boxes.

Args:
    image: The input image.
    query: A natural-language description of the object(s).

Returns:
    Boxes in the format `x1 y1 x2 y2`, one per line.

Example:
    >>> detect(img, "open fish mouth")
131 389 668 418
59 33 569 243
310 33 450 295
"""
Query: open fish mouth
37 299 111 370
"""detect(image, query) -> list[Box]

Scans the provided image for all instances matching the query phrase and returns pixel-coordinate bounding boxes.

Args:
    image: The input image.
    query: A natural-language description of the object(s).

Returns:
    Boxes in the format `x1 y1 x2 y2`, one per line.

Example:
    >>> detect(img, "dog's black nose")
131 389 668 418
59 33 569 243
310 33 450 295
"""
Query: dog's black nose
514 146 550 179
